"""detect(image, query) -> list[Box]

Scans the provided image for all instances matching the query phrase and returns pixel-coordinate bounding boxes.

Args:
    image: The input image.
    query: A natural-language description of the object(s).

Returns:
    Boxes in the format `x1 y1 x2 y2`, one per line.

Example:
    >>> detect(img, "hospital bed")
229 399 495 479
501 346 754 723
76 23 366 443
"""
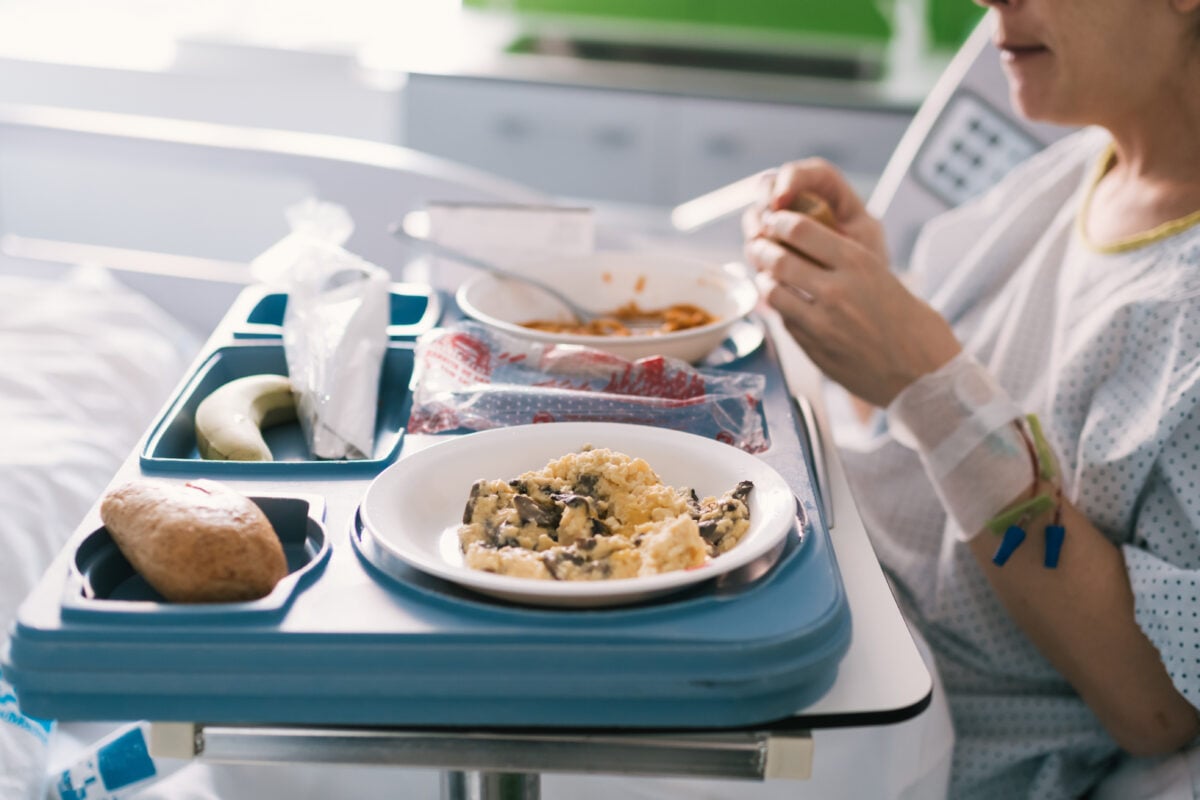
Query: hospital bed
0 20 1093 800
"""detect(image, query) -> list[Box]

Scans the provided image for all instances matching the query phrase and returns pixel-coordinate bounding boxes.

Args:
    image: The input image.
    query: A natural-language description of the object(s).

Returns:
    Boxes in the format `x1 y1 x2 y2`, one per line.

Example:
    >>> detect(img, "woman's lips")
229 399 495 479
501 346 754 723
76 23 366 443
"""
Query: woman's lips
998 42 1050 62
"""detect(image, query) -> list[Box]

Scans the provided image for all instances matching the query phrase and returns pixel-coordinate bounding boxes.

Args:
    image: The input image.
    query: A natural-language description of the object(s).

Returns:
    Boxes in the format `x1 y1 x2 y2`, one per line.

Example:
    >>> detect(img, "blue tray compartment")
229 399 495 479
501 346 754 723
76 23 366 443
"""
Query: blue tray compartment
62 495 330 624
140 344 414 476
234 285 442 340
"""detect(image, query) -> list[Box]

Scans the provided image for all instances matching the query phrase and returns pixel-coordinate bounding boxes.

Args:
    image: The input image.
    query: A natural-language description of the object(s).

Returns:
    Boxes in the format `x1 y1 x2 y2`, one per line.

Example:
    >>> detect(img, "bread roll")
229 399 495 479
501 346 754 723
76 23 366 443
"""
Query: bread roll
99 479 288 602
789 191 838 229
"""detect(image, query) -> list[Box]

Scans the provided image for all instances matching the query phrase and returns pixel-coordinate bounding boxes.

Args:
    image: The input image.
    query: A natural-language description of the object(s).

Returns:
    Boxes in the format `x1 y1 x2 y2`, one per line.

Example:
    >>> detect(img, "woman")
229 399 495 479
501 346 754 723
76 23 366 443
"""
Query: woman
743 0 1200 797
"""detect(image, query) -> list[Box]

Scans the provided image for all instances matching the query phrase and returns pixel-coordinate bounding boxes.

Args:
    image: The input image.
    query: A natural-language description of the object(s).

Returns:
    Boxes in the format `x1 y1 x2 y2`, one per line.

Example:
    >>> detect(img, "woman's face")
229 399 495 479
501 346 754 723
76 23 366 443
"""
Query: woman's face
974 0 1196 127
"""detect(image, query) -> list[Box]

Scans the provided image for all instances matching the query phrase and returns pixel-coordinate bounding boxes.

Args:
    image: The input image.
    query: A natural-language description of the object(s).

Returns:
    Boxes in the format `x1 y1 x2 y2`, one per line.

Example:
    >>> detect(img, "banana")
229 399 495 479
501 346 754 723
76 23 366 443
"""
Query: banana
194 373 298 461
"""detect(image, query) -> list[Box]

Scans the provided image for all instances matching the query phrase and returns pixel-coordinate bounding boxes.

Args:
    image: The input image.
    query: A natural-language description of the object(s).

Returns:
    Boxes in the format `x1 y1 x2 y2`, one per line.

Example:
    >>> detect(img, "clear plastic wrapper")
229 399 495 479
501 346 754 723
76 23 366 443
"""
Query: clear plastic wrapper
250 200 388 459
409 322 768 453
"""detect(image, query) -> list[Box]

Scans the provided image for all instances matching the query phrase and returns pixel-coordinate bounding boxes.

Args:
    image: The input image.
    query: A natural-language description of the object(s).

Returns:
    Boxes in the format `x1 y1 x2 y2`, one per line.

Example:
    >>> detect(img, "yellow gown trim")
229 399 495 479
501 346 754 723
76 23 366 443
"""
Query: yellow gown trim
1077 141 1200 254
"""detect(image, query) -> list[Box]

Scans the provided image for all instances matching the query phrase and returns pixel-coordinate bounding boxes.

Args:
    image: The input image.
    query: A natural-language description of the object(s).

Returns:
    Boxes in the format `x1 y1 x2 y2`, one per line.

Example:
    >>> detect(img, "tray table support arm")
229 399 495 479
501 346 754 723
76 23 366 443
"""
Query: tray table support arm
149 723 813 796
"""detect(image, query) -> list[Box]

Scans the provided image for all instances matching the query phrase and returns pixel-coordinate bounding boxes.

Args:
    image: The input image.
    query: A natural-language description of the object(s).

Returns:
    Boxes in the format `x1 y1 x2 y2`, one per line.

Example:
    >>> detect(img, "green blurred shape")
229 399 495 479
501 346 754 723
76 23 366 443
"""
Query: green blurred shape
928 1 985 50
463 0 892 42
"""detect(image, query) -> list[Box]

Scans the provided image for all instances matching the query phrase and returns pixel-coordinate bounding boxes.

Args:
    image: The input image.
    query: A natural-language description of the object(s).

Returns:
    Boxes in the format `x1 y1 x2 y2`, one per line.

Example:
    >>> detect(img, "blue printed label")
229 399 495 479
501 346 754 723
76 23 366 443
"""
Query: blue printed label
0 708 51 745
56 769 94 800
97 726 157 790
0 668 53 742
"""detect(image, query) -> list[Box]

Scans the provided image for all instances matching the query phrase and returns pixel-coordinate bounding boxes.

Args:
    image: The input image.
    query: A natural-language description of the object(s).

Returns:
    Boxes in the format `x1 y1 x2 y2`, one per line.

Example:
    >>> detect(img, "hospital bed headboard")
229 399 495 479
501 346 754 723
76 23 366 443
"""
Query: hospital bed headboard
866 19 1074 267
0 104 548 272
0 104 550 334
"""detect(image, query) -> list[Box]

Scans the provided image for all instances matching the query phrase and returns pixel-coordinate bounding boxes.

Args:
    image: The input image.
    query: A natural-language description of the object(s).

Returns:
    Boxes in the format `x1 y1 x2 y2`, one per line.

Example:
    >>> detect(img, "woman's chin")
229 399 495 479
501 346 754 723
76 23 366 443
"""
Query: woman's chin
1008 88 1070 126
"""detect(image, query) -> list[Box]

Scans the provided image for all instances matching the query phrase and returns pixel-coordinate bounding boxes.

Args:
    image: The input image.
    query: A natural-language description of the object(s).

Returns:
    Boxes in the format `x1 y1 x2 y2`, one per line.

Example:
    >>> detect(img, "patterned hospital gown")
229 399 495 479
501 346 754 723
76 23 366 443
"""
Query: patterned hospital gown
834 126 1200 799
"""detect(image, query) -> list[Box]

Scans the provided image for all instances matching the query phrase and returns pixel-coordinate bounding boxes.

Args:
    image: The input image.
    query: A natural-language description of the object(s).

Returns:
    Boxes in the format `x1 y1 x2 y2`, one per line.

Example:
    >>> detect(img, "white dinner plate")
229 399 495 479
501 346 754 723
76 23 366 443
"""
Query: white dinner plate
359 422 796 608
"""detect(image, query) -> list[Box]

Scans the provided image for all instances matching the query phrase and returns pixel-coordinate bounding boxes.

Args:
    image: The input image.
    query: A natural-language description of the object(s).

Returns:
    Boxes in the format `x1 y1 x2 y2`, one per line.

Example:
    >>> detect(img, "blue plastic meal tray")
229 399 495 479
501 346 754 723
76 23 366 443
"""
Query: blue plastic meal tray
3 314 850 729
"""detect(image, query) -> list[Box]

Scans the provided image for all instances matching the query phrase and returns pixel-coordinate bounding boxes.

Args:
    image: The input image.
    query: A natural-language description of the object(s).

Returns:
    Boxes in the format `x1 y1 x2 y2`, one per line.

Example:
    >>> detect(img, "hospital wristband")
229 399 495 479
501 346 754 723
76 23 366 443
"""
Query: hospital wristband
982 415 1066 568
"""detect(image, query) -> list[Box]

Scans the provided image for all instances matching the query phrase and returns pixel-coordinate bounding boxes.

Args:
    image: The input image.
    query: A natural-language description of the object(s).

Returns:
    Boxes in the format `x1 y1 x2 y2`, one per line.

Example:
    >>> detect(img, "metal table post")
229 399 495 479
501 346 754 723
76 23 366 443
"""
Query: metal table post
442 771 539 800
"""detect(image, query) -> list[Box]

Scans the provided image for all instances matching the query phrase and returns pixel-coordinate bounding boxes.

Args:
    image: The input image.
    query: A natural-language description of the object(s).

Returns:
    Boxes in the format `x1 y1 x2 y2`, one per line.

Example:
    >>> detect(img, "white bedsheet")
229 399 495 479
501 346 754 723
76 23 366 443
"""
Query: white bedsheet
0 264 199 798
0 264 199 629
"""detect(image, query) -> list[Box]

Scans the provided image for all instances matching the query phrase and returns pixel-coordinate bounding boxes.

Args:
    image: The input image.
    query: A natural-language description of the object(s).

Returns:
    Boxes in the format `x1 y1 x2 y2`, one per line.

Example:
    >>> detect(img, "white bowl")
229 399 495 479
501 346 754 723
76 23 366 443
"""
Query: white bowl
454 252 758 364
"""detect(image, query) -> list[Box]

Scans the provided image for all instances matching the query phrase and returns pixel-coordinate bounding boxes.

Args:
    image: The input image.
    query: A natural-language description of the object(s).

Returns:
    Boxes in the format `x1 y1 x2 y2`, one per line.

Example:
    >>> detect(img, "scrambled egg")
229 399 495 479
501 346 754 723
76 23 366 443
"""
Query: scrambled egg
458 447 753 581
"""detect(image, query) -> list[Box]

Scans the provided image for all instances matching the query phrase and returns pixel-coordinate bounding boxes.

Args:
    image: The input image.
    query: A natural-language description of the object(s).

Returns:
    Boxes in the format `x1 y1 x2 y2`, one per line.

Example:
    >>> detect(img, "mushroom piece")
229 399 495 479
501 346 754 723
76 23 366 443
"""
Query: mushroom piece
513 494 561 528
552 492 595 514
462 480 485 524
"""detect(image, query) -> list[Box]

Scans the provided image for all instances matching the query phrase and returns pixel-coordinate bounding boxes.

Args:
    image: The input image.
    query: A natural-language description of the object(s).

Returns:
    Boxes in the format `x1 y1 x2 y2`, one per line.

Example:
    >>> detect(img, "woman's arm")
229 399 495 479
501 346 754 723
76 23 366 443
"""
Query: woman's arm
968 491 1200 755
743 159 1200 756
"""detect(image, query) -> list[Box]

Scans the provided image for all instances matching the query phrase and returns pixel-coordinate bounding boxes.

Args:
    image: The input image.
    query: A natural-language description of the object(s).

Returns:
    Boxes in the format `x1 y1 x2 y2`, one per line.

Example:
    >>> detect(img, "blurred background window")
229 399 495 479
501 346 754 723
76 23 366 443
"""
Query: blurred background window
0 0 984 250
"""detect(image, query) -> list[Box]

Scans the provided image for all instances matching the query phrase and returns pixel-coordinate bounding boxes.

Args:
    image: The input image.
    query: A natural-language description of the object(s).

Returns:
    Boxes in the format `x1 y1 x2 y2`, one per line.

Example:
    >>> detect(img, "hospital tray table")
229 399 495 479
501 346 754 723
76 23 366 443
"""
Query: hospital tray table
3 283 932 798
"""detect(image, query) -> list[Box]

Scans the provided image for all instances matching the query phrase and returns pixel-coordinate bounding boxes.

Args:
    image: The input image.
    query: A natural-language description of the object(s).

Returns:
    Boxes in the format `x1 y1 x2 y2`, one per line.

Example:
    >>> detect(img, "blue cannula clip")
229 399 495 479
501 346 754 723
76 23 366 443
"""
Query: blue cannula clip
1044 525 1065 569
992 525 1026 566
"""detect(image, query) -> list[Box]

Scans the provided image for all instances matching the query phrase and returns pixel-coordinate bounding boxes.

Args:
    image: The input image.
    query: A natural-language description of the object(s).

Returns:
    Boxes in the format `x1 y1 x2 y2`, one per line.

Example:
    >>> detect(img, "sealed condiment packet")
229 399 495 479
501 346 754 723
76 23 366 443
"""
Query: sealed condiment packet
409 322 768 453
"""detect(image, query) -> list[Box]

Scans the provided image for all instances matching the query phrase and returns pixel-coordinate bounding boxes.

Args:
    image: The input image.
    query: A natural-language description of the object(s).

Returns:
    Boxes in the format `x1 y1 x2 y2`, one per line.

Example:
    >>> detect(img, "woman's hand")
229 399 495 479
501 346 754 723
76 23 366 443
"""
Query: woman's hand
743 158 889 264
742 159 962 408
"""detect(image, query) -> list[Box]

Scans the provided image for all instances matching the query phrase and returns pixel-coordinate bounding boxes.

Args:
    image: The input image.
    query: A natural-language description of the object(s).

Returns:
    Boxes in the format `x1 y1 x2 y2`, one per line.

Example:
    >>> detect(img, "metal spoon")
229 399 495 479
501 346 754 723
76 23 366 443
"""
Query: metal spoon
388 222 598 325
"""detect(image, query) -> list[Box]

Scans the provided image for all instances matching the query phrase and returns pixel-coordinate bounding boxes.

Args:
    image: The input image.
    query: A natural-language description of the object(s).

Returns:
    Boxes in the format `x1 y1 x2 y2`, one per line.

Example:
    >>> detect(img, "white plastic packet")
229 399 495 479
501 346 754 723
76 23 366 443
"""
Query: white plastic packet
251 200 388 460
48 721 187 800
0 667 51 800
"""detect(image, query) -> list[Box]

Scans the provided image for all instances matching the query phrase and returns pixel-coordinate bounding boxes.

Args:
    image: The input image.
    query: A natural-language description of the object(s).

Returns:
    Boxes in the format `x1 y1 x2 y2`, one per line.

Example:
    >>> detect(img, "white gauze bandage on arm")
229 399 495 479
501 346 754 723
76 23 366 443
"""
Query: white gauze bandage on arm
886 352 1033 541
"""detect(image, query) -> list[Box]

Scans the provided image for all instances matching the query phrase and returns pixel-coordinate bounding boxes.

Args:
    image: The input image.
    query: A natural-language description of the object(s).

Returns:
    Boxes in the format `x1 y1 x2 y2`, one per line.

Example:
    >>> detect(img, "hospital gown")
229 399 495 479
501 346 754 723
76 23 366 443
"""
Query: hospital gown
833 126 1200 799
